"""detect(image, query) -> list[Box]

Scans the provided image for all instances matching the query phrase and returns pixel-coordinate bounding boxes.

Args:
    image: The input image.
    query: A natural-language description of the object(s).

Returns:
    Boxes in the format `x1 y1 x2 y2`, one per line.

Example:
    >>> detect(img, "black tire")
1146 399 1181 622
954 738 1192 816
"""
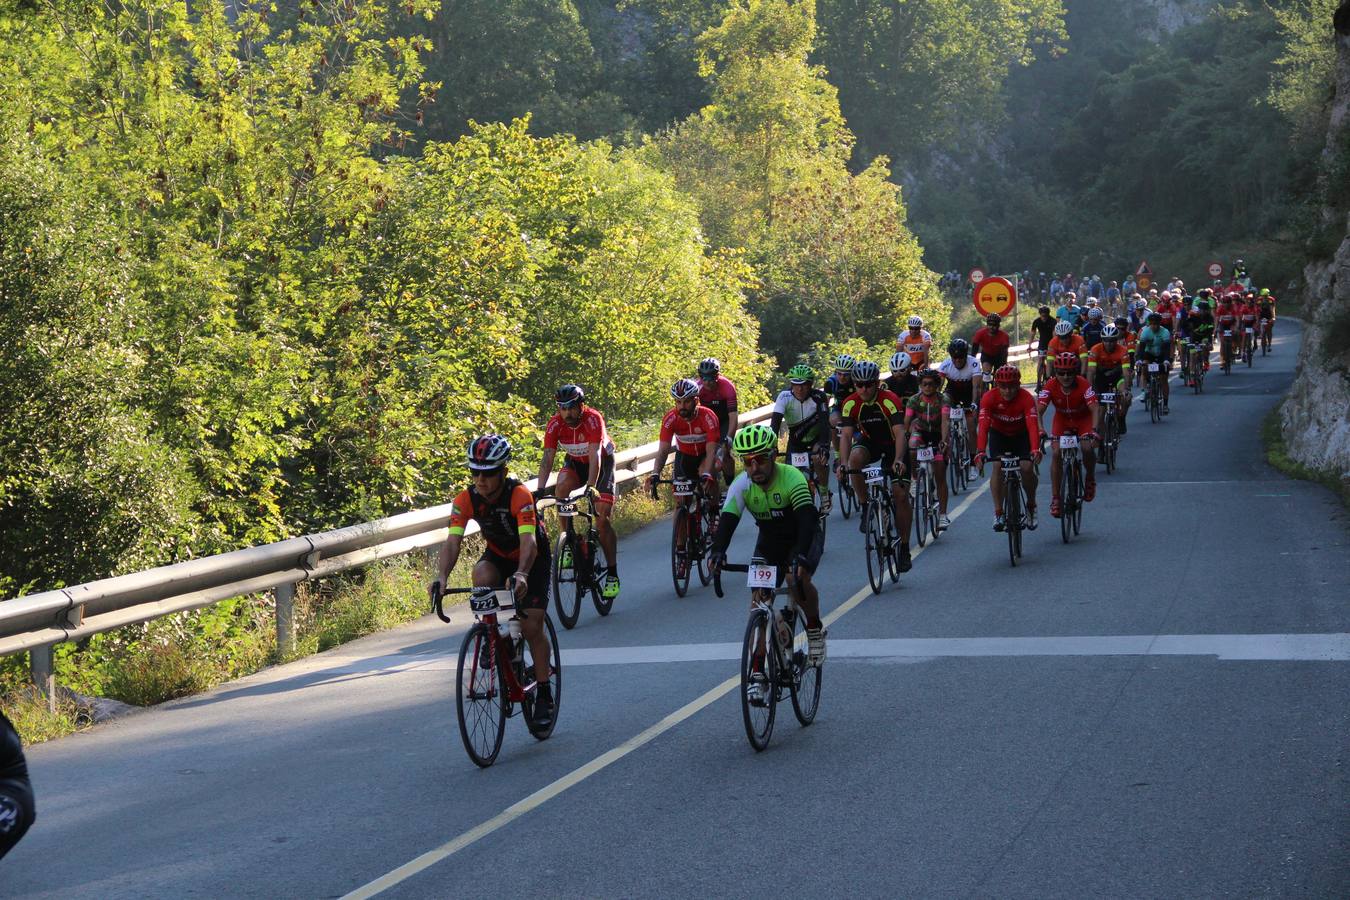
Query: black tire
948 433 964 495
587 535 613 616
1072 465 1084 537
671 507 691 598
455 624 507 768
740 610 776 752
522 614 562 741
864 498 886 594
1005 476 1022 567
884 498 901 583
838 472 855 519
1060 462 1074 544
927 471 941 542
551 534 582 630
1149 379 1161 423
787 606 821 726
696 502 714 586
913 474 928 549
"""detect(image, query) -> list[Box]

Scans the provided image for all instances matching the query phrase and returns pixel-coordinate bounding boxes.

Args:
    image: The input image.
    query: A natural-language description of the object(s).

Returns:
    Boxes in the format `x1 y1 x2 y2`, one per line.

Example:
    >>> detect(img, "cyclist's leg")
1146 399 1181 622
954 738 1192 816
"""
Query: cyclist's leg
933 445 948 514
592 453 618 569
847 443 869 509
886 446 913 541
555 462 582 536
719 436 735 486
514 546 553 683
1161 349 1171 405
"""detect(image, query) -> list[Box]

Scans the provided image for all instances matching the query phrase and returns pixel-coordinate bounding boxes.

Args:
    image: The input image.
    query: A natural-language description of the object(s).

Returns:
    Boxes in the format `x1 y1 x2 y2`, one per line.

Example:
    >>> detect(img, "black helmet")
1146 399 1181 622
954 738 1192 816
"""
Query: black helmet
948 338 969 357
697 357 721 379
555 383 585 408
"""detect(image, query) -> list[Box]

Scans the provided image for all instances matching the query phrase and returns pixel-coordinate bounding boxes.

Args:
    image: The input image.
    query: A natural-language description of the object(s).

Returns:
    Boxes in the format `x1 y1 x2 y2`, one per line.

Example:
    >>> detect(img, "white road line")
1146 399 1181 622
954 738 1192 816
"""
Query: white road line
339 482 992 898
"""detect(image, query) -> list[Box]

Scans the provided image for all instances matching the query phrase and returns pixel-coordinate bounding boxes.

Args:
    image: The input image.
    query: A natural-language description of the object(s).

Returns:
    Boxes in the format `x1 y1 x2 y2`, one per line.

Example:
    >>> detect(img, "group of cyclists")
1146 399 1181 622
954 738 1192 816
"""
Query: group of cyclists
429 269 1277 741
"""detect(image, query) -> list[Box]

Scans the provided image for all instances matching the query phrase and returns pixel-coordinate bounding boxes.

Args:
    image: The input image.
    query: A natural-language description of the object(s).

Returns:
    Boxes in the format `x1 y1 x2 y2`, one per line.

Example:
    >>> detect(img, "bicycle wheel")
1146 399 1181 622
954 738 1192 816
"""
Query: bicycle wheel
551 533 582 630
455 624 507 768
696 502 713 586
1101 416 1116 474
671 507 691 598
1059 461 1073 544
1245 339 1253 367
740 609 777 751
1012 486 1024 560
913 473 928 548
838 472 855 519
1005 478 1022 566
948 433 963 495
587 535 613 616
522 614 562 741
927 471 941 542
884 498 901 582
786 606 821 726
1071 462 1083 536
864 497 886 594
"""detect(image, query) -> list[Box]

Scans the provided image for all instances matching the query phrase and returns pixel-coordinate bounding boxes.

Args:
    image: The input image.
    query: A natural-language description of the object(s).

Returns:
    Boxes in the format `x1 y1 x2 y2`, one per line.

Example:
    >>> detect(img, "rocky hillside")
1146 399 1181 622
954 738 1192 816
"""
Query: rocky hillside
1281 2 1350 480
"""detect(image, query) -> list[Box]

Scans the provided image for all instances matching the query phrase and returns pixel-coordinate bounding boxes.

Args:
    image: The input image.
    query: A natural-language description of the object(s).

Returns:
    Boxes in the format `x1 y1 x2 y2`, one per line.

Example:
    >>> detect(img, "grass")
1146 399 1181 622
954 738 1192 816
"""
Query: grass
1261 407 1350 509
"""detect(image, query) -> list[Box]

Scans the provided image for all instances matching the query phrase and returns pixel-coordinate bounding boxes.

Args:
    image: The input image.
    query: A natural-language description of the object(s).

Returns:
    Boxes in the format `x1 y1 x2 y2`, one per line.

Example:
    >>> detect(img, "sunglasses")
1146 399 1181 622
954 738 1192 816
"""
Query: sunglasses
856 380 879 389
740 453 772 466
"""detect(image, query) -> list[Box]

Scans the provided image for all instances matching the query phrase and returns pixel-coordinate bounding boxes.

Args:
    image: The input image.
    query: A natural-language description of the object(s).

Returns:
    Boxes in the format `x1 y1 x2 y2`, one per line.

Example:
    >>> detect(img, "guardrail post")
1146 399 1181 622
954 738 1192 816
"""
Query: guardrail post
276 582 295 658
30 645 56 714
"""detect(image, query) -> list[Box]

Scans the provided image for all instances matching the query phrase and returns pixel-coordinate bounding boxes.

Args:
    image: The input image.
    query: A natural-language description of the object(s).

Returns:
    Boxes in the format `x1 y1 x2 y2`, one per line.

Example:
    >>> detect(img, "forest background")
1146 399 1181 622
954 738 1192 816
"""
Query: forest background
0 0 1339 717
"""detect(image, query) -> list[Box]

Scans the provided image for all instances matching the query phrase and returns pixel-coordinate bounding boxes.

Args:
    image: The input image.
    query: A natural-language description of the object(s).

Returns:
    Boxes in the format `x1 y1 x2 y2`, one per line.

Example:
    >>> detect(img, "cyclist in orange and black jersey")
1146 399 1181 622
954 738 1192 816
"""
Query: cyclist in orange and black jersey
837 360 913 571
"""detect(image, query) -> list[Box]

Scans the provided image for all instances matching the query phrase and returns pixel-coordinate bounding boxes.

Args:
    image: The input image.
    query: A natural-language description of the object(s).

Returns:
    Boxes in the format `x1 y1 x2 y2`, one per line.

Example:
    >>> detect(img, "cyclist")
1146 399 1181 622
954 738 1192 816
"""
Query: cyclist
0 711 34 861
896 315 933 369
1081 307 1106 350
1136 312 1172 413
432 435 555 726
885 350 919 402
1105 280 1122 314
1155 292 1180 359
824 353 855 430
1037 352 1099 517
1239 292 1260 357
970 313 1011 402
973 365 1041 531
1258 288 1277 350
649 377 722 528
1185 298 1216 385
1047 320 1087 368
538 384 620 601
1128 296 1148 334
938 338 980 463
770 364 832 510
709 425 828 701
1056 292 1083 329
697 357 739 486
1087 324 1132 436
1214 292 1240 368
905 368 951 531
1029 305 1057 385
838 360 913 572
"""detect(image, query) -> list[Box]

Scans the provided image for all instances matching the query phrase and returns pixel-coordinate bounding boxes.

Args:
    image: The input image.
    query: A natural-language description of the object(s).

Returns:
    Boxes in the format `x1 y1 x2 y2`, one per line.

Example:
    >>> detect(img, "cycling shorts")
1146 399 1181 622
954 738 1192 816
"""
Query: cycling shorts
980 351 1008 368
1093 370 1126 396
851 436 897 474
673 452 705 483
562 454 616 505
987 429 1032 461
479 536 551 612
908 431 945 461
1138 350 1170 370
1050 413 1095 440
753 526 825 580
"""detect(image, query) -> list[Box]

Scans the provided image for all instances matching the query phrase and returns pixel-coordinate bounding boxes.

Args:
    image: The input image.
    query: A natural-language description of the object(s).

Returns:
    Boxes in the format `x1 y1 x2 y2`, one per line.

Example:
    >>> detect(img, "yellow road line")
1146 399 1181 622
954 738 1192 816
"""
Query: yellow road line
342 479 991 898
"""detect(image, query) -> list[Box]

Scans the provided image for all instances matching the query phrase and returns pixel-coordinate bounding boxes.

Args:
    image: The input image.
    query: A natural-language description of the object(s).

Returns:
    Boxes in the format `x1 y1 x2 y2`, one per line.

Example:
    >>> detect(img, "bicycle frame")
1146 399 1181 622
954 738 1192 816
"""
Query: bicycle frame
436 586 533 703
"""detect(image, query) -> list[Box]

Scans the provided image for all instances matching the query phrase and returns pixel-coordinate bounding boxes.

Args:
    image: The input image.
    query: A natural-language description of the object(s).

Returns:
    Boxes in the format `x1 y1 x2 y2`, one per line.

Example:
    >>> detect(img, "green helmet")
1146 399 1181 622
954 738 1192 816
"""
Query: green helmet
787 364 814 384
732 424 777 456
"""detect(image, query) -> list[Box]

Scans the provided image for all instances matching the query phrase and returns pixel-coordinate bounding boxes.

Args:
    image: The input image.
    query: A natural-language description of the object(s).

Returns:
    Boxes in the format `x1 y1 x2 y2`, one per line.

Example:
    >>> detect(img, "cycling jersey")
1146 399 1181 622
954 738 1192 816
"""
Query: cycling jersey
1188 314 1215 344
839 389 905 446
713 463 820 566
1081 321 1104 350
1030 316 1056 351
884 372 918 401
448 479 538 560
1155 302 1178 330
937 356 981 406
1056 305 1083 328
905 392 947 438
697 376 738 437
1038 375 1098 436
970 327 1010 364
977 387 1040 451
898 329 933 367
1238 302 1259 325
1087 342 1130 375
1258 300 1276 320
771 388 829 448
1047 333 1087 361
1215 303 1239 330
823 373 854 411
543 408 614 462
1136 325 1171 357
660 405 721 456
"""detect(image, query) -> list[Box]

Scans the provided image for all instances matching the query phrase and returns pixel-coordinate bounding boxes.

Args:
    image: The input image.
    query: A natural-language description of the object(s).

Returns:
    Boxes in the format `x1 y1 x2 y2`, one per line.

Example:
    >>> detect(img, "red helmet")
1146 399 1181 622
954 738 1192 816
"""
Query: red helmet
1054 351 1080 373
994 364 1021 385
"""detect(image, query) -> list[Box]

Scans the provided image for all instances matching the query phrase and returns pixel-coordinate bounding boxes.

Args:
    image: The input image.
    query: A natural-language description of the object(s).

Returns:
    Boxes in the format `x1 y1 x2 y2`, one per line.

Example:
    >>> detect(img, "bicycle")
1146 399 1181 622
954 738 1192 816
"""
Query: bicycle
1097 391 1120 474
1220 329 1235 375
787 448 830 539
1143 361 1164 424
833 426 857 520
1189 340 1209 394
549 494 611 629
1053 431 1085 544
946 405 974 495
996 453 1028 566
843 466 901 594
910 444 942 548
720 559 821 752
433 583 561 768
1260 319 1273 355
652 477 717 597
1242 324 1256 367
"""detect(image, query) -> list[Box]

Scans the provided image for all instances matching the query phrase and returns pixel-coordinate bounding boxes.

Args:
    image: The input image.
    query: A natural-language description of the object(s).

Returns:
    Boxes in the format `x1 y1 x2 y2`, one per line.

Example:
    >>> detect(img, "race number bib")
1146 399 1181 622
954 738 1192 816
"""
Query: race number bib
556 501 576 518
1245 327 1254 334
469 588 502 613
949 408 964 420
1059 435 1079 449
790 452 810 468
672 478 693 497
1101 393 1116 403
863 465 884 485
916 447 935 462
1148 363 1160 373
982 373 993 383
747 564 777 589
1224 331 1233 338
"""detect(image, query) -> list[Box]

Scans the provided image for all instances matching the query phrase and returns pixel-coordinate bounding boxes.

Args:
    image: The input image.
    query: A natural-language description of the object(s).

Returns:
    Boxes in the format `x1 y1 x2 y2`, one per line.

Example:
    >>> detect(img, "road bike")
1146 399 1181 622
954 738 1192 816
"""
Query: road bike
1187 340 1209 394
1220 329 1236 375
433 583 561 768
946 405 975 495
833 426 858 520
1143 361 1164 424
1260 319 1273 355
1242 323 1256 367
996 453 1029 566
1054 431 1085 544
550 494 611 629
910 444 942 548
1097 390 1120 474
844 465 901 594
653 477 717 598
786 448 830 539
720 560 821 752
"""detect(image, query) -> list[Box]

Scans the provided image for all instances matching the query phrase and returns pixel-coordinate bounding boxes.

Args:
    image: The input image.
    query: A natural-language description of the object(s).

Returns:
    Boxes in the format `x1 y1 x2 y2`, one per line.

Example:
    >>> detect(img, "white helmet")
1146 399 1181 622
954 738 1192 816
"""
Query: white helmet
906 315 923 328
1088 307 1103 320
889 351 911 373
1101 324 1120 340
1054 320 1074 337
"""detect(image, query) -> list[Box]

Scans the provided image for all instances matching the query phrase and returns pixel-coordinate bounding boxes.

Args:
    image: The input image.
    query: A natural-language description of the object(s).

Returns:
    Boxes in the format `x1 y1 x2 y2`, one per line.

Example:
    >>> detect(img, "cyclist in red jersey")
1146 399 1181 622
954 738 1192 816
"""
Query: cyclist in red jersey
537 383 620 601
697 357 739 486
649 378 722 535
1155 292 1179 360
432 435 555 725
1037 352 1099 518
973 364 1042 531
1239 292 1260 357
1214 295 1241 364
970 313 1011 402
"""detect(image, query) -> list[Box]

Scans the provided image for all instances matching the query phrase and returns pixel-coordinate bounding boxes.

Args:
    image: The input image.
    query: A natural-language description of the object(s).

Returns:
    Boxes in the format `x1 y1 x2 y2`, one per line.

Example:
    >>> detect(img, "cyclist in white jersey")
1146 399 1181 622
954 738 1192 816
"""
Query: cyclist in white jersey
938 339 982 450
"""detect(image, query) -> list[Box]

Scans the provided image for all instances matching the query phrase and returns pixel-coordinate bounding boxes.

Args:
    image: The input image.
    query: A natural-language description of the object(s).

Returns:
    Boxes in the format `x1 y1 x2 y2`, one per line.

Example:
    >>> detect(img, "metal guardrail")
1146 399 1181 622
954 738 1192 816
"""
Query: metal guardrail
1 341 1037 703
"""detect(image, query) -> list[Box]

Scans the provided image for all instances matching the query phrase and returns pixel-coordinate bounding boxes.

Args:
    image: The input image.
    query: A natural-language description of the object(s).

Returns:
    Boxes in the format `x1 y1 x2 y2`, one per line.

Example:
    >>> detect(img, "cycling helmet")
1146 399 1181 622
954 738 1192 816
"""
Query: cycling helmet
671 378 700 401
985 313 1002 325
888 351 911 374
467 434 512 471
787 364 814 385
916 367 941 385
948 338 969 357
994 364 1021 385
1101 324 1120 340
1088 308 1103 320
732 423 777 456
834 353 856 373
555 383 585 408
1260 288 1270 296
851 360 881 383
1054 352 1080 373
1054 320 1074 337
1147 312 1161 323
906 315 923 328
1085 298 1099 307
697 357 721 379
1064 291 1077 301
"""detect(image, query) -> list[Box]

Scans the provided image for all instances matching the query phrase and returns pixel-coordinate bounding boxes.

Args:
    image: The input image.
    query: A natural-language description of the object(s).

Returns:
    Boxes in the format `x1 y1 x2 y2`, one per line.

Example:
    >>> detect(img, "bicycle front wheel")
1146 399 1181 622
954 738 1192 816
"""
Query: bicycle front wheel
1005 477 1022 567
587 535 613 616
455 624 507 768
522 614 562 741
671 507 691 598
927 471 941 542
740 610 777 752
913 474 928 548
787 607 821 726
551 534 582 630
1071 462 1084 536
948 434 964 495
696 503 714 586
838 473 855 519
1060 462 1074 544
865 497 886 595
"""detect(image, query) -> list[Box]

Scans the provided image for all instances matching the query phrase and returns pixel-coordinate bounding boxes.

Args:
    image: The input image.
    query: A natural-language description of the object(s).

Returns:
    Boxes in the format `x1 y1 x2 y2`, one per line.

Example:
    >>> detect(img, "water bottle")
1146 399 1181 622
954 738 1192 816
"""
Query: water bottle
507 617 522 641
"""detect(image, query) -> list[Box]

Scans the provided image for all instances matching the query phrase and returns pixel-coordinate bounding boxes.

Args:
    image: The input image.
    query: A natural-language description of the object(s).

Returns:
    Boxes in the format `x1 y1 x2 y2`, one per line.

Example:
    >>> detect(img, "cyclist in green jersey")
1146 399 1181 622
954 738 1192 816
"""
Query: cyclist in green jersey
770 364 832 509
710 424 826 665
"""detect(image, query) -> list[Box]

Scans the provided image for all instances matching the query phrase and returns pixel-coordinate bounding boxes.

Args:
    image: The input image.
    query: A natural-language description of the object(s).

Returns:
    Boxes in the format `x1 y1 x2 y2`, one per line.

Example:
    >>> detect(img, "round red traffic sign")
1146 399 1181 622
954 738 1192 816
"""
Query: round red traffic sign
973 276 1016 318
1207 261 1223 278
969 268 986 285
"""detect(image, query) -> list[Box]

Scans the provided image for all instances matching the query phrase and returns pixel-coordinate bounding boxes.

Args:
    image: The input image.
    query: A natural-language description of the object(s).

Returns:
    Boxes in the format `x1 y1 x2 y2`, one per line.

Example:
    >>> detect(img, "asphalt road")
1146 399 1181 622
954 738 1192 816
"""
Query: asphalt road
5 319 1347 898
